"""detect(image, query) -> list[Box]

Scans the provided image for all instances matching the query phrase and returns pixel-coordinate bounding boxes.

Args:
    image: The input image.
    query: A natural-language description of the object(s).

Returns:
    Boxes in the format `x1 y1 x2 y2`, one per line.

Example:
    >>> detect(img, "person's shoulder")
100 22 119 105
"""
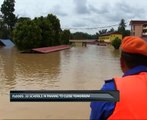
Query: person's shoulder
101 79 116 90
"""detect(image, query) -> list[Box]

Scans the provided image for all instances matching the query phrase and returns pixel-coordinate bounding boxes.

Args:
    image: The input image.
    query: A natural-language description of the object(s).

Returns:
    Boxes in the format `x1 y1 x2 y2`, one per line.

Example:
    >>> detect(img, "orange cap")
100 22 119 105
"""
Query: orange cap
121 36 147 56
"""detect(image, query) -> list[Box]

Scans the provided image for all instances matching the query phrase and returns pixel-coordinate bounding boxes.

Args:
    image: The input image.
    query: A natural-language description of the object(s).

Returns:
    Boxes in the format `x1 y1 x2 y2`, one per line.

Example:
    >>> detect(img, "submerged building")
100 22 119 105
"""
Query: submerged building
99 32 122 43
0 39 15 48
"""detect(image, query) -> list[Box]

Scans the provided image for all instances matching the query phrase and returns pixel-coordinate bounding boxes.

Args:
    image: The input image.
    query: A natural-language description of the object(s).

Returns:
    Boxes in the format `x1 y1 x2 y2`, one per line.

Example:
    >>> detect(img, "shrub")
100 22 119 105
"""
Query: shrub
111 37 121 49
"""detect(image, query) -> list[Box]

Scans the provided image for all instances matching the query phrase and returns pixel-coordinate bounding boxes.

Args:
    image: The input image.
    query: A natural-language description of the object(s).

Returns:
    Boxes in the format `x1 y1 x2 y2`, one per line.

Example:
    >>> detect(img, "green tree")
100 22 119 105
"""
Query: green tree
61 29 71 45
124 30 131 37
108 28 115 33
118 19 126 38
1 0 17 30
34 16 53 47
17 17 31 23
47 14 61 45
71 32 85 39
111 37 121 49
0 17 10 38
13 14 62 51
71 32 97 40
13 20 42 50
99 29 107 35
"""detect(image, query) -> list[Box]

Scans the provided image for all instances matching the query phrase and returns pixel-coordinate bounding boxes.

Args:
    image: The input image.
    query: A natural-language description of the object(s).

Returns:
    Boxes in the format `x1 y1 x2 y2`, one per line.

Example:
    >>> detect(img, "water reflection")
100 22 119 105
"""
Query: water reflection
0 47 61 93
15 49 61 90
110 48 121 58
59 45 122 89
0 48 16 93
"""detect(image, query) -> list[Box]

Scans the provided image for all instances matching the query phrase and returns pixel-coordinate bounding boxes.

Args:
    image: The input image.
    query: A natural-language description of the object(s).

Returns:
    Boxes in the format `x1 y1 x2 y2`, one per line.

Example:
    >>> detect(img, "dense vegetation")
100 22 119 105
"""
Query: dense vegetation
13 15 71 50
70 32 98 40
0 0 17 39
0 0 71 50
118 19 130 38
61 29 71 44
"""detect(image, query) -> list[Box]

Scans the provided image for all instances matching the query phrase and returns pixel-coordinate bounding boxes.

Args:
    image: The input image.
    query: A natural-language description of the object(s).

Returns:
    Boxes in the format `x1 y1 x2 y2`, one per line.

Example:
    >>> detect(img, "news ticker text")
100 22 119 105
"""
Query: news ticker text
10 90 119 102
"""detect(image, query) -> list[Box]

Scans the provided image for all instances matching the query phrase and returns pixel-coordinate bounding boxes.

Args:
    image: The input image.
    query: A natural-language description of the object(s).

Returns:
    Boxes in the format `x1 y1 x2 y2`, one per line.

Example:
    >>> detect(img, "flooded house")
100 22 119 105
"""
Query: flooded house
0 39 15 48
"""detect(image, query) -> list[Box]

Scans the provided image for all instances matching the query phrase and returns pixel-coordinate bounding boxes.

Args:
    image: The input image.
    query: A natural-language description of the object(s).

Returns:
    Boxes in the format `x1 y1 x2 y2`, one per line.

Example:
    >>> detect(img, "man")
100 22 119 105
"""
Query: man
90 36 147 120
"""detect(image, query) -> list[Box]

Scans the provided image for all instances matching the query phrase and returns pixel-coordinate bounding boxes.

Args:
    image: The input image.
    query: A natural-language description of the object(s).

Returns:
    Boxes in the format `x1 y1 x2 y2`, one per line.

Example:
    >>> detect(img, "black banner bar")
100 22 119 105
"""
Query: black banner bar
10 90 119 102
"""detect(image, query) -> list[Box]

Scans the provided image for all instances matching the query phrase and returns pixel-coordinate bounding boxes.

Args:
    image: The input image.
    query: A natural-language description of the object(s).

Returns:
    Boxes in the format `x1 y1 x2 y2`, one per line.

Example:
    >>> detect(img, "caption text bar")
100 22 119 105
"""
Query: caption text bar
10 90 119 102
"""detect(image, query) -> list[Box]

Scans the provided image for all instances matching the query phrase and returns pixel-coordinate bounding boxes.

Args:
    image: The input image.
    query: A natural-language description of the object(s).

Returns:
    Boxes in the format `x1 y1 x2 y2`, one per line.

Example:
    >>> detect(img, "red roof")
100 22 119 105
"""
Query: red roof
32 45 70 53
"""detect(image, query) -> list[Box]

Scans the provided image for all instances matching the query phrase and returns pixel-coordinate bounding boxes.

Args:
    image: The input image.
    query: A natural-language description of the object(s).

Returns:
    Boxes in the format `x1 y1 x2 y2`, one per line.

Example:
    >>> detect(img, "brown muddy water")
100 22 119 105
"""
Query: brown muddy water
0 45 122 119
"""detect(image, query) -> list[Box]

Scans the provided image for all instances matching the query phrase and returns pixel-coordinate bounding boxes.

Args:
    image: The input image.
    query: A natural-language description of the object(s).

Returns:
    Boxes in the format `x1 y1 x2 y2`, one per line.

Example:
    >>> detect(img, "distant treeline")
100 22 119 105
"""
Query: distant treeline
70 32 98 40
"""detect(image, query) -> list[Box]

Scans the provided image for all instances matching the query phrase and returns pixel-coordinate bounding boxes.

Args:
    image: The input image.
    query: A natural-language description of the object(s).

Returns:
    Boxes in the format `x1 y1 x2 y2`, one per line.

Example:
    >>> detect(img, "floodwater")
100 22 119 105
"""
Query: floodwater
0 45 122 119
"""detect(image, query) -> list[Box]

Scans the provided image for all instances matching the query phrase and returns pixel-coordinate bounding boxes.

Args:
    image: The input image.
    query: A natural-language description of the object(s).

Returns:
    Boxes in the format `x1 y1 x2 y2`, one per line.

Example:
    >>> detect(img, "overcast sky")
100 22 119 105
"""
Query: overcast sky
0 0 147 34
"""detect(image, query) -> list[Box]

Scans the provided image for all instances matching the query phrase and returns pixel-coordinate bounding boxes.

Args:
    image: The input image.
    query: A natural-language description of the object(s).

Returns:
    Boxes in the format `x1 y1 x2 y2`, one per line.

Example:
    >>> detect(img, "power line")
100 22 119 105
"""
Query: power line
62 24 119 30
62 21 131 30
